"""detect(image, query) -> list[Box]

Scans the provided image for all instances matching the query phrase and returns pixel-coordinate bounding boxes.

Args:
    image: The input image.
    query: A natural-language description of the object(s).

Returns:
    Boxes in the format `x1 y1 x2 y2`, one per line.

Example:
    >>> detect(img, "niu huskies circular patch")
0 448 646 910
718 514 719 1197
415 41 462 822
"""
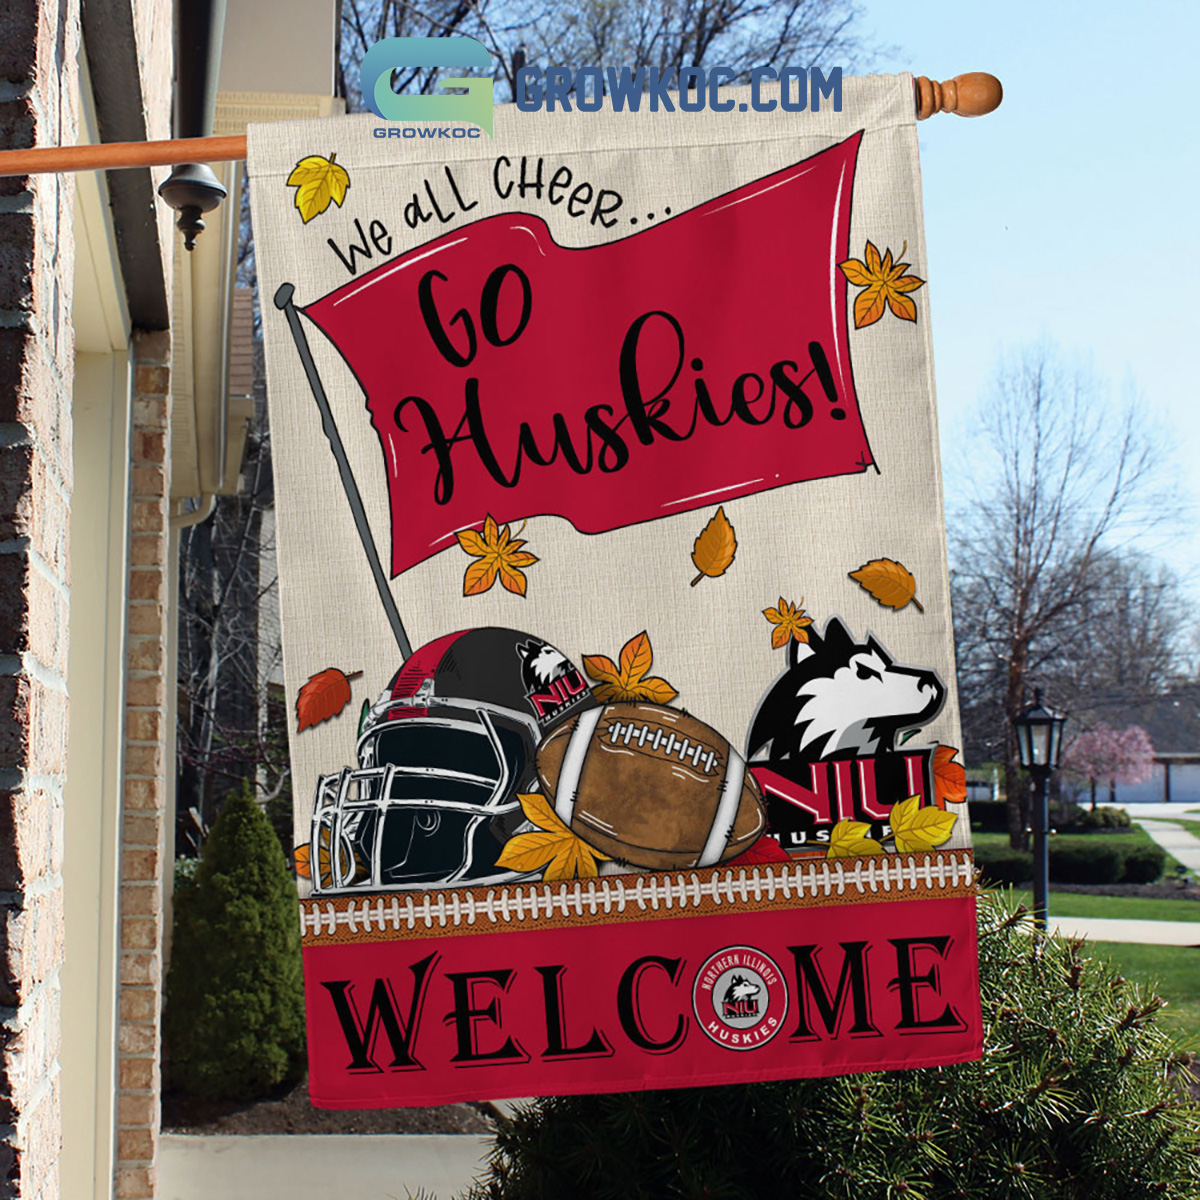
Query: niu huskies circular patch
692 946 788 1051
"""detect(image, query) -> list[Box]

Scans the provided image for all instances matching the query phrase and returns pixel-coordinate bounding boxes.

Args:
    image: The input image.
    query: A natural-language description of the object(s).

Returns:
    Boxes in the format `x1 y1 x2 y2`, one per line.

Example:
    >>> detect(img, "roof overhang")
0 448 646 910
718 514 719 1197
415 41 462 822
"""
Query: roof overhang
80 0 171 331
169 91 342 501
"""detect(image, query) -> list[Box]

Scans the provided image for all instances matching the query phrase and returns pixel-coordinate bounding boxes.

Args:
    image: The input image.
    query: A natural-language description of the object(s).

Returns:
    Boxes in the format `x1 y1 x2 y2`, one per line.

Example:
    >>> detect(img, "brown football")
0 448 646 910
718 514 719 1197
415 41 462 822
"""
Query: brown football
536 702 765 870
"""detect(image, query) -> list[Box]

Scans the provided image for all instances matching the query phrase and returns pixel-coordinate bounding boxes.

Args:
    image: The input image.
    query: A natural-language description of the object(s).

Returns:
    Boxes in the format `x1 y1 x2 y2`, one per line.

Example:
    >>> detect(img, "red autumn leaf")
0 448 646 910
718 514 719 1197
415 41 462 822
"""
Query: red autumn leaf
933 745 967 806
296 667 362 732
727 835 792 867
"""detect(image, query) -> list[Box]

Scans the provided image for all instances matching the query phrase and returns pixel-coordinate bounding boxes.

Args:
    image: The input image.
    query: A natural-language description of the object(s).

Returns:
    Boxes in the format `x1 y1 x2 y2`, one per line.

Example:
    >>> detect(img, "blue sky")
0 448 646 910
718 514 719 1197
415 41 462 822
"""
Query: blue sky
865 1 1197 587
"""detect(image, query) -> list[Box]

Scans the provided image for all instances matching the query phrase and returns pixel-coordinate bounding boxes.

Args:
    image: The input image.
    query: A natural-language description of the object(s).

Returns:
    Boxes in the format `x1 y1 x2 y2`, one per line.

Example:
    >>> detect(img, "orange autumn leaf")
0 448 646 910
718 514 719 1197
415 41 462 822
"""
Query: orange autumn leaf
839 239 925 329
620 631 654 681
583 631 678 704
690 506 737 586
933 745 967 806
495 793 611 881
293 843 312 879
763 597 814 650
848 557 924 613
456 514 539 597
296 667 363 731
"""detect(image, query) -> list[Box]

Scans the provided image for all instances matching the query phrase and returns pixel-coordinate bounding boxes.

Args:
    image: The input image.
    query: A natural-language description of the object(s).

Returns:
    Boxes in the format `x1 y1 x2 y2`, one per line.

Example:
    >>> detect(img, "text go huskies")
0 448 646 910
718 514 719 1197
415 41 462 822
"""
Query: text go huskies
516 66 842 113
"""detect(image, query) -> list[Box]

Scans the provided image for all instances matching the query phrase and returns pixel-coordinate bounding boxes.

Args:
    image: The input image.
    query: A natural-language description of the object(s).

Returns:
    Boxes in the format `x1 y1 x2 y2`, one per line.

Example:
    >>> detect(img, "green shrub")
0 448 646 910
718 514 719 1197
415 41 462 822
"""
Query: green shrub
1050 840 1124 884
1078 805 1132 831
1122 844 1167 884
173 855 201 895
974 843 1032 885
1050 800 1087 829
469 892 1200 1200
164 781 306 1101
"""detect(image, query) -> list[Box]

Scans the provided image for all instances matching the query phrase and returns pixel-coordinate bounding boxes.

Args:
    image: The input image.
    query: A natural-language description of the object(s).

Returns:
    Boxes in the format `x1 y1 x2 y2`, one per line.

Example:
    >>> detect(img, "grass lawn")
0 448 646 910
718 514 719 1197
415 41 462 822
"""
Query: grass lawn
1004 888 1200 922
973 829 1161 852
1175 819 1200 842
973 827 1189 880
1084 941 1200 1041
974 827 1198 920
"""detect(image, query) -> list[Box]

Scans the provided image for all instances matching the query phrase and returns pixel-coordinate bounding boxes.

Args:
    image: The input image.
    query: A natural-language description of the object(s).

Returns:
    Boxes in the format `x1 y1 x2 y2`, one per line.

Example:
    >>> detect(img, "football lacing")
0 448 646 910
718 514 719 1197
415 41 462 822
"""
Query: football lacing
606 719 719 774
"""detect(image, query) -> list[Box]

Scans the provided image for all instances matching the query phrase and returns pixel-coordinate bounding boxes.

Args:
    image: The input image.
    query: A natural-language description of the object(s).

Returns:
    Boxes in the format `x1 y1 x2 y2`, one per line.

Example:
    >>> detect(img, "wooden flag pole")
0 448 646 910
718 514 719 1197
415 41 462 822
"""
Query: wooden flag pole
0 133 247 177
0 73 1000 178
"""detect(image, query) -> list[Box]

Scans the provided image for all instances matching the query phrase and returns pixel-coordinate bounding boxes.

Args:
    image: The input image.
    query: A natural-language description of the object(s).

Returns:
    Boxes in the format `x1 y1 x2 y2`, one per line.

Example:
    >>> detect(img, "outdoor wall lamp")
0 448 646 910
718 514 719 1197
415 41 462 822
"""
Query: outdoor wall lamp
1014 689 1067 930
157 162 227 251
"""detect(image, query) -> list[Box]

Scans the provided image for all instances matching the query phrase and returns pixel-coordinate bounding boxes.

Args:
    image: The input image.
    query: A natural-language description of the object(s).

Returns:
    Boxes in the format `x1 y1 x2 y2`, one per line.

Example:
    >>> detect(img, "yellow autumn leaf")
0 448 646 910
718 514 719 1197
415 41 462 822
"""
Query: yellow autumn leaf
495 792 610 881
456 514 539 597
889 795 958 853
583 631 678 704
690 506 737 586
515 790 569 837
545 838 606 882
827 819 884 859
838 239 925 329
286 153 351 224
763 596 814 651
848 557 924 613
494 830 567 873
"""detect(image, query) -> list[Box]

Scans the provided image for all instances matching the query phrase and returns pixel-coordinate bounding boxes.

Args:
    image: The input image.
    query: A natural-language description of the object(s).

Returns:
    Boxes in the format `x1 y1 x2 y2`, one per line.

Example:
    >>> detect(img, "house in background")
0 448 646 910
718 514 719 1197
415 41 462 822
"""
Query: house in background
1100 683 1200 805
0 0 337 1196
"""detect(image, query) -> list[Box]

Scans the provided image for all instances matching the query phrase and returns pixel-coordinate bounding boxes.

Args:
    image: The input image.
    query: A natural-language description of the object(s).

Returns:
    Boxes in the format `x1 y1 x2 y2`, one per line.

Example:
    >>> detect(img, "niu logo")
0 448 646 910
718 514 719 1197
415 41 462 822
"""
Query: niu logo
528 670 589 720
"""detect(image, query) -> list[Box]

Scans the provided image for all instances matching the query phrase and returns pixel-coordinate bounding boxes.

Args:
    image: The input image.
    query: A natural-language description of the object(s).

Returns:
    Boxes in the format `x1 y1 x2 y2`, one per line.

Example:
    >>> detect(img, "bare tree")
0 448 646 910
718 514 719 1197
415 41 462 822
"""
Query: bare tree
949 346 1180 849
513 0 874 90
176 345 291 855
337 0 525 109
335 0 878 108
1049 553 1188 715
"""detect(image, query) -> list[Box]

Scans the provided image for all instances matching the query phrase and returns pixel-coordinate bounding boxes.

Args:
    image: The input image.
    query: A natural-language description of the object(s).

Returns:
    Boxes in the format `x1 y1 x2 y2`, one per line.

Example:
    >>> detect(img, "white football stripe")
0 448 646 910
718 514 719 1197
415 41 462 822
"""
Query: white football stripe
698 748 746 867
554 706 603 825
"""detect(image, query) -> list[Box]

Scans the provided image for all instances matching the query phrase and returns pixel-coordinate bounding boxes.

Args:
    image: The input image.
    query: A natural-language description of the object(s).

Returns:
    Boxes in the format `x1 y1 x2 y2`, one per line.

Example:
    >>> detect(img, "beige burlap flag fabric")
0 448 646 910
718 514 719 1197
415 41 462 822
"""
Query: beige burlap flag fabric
248 74 978 1108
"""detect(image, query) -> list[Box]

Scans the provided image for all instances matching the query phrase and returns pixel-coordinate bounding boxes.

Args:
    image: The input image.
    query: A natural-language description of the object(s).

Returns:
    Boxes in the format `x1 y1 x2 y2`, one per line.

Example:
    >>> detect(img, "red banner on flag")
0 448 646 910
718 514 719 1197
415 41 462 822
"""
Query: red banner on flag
302 885 980 1108
303 133 869 578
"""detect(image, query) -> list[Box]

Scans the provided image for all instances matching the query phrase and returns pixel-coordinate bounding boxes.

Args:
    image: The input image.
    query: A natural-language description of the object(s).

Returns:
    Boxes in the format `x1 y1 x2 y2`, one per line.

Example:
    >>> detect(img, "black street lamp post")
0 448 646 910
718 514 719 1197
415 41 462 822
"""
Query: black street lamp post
1013 689 1067 930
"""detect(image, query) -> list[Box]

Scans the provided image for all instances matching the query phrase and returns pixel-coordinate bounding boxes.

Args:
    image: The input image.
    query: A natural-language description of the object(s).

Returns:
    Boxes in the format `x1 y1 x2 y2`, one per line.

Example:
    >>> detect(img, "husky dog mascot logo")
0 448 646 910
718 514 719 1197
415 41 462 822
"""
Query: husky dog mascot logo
722 974 761 1019
746 617 946 845
747 617 944 763
517 639 571 693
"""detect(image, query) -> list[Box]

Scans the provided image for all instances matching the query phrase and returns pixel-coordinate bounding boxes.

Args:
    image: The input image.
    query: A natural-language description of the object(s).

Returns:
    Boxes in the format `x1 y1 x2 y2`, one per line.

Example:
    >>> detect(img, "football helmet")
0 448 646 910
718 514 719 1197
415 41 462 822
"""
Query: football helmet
309 627 595 894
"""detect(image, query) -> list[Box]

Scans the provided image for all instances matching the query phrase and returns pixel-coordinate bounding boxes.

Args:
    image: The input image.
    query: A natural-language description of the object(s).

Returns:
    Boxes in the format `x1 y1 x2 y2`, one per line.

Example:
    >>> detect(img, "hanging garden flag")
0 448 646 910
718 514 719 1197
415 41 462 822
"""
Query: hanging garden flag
249 73 981 1109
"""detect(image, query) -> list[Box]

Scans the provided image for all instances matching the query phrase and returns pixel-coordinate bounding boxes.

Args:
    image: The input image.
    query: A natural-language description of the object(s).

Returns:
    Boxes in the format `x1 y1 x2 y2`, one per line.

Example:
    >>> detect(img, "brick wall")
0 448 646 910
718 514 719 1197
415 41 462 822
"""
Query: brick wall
0 1 80 1197
114 332 171 1200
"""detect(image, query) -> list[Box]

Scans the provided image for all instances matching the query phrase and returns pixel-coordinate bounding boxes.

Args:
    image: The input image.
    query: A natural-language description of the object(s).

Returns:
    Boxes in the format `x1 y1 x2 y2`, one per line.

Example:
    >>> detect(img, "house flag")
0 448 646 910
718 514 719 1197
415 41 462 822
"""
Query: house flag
248 73 981 1109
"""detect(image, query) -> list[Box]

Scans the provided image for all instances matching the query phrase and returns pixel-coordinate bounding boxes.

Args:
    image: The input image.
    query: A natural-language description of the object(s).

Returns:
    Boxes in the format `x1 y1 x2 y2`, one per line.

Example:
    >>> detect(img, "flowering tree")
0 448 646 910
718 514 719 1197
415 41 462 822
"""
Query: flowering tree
1063 723 1155 808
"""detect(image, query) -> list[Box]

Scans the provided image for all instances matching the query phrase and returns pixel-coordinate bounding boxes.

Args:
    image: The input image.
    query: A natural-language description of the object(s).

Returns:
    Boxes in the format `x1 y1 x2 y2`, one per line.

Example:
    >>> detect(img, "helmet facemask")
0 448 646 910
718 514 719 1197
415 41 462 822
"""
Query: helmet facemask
311 701 538 892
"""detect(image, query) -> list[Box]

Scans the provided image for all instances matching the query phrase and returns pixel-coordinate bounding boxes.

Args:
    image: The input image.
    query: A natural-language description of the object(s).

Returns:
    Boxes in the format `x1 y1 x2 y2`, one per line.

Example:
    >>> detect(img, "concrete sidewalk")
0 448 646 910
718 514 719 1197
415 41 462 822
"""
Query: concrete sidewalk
159 1134 490 1200
1048 916 1200 946
1133 818 1200 873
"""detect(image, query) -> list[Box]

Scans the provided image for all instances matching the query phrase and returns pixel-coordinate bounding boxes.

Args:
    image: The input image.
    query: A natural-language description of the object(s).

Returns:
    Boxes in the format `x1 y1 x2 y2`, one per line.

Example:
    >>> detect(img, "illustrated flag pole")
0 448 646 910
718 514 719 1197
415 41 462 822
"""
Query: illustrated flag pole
273 282 413 659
